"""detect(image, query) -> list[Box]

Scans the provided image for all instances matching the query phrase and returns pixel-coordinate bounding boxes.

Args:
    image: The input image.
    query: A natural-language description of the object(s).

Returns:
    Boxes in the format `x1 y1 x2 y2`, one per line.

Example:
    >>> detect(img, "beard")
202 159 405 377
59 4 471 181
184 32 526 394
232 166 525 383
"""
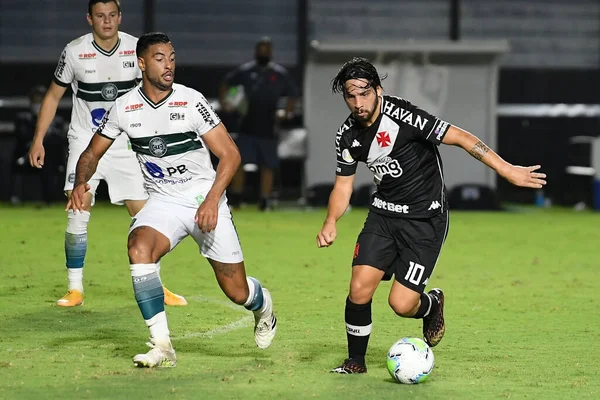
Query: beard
353 108 374 122
353 100 379 122
353 98 379 123
148 74 173 91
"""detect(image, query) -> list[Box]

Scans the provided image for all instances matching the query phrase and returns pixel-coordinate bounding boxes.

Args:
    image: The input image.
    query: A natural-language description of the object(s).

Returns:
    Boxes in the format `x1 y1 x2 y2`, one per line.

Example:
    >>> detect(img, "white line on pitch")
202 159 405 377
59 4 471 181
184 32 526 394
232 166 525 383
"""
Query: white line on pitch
172 295 253 340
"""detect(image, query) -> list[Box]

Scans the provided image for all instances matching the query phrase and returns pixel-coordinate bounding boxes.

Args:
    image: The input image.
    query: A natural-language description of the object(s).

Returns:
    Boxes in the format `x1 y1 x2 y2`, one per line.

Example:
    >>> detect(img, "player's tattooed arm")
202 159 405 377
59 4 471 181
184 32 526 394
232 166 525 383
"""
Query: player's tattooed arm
74 147 99 186
73 133 114 186
468 140 490 161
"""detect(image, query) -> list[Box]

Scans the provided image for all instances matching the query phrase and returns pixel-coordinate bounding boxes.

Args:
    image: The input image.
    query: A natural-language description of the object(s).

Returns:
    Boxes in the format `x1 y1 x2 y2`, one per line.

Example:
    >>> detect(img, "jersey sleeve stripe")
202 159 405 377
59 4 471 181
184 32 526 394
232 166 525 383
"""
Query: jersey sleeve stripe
426 119 440 140
97 131 116 141
53 76 69 87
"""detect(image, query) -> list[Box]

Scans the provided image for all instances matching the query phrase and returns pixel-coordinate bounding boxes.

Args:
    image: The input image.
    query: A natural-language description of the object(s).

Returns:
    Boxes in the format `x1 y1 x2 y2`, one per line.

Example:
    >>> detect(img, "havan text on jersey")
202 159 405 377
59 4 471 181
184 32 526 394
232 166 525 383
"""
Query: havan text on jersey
335 95 451 218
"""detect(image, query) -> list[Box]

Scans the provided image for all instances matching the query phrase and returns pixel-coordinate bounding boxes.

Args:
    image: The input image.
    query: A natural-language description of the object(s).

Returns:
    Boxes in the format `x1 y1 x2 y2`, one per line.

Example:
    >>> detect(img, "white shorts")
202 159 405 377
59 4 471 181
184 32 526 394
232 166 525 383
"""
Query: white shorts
130 198 244 264
64 137 148 205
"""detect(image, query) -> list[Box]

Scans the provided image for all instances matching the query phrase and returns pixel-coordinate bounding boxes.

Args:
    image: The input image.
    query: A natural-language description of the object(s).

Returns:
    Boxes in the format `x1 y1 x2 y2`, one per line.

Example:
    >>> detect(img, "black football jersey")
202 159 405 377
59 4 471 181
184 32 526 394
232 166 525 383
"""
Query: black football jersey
335 95 451 218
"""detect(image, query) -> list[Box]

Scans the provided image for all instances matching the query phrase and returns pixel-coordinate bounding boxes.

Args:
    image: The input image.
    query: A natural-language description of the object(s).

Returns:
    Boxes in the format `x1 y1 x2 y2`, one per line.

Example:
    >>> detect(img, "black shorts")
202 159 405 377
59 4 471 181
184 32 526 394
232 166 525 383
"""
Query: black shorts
235 133 279 169
352 211 449 292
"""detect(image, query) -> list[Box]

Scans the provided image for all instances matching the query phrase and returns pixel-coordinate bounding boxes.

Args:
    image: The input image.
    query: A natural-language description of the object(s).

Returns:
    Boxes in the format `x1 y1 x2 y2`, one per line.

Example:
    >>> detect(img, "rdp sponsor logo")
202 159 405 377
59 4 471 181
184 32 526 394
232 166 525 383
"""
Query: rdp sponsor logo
125 103 143 112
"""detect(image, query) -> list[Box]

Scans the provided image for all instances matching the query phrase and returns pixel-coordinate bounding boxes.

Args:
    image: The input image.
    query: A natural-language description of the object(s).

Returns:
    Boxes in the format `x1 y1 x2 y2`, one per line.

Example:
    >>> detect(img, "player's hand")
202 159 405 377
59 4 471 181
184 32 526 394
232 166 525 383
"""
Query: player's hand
66 183 91 213
28 142 45 168
195 198 219 233
317 221 337 248
502 164 547 189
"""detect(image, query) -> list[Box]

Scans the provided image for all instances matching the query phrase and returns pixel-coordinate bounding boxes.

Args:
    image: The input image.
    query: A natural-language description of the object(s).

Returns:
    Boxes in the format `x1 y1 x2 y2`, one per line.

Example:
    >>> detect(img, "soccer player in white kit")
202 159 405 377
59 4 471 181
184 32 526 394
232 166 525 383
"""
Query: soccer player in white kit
67 32 278 368
28 0 185 307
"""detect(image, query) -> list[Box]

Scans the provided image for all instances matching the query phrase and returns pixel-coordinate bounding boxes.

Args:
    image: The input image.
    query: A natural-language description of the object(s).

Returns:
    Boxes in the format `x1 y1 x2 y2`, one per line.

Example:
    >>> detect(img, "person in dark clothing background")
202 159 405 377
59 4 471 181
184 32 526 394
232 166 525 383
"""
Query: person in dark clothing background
11 85 66 205
220 37 298 211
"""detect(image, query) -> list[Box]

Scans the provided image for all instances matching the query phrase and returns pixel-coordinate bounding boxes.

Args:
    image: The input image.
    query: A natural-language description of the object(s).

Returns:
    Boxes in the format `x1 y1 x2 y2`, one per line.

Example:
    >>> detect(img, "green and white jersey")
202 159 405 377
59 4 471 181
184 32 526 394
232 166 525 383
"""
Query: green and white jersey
53 31 141 151
97 83 223 207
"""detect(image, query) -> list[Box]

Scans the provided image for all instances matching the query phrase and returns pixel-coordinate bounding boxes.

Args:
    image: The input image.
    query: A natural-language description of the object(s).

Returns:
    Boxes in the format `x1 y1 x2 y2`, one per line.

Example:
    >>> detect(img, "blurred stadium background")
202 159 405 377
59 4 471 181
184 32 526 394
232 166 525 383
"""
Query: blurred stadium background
1 2 600 398
1 0 600 210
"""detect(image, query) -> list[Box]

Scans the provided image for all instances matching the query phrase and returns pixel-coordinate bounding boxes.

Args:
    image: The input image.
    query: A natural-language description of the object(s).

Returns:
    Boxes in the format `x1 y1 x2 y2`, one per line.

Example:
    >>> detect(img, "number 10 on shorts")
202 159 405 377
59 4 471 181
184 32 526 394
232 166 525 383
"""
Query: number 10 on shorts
405 261 425 285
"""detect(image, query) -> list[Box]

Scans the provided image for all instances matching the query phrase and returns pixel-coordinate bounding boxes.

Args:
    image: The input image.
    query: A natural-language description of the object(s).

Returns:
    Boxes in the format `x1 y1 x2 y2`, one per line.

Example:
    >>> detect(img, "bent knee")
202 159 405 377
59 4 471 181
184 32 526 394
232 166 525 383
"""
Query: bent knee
127 243 154 263
389 297 419 317
349 281 376 304
127 231 155 263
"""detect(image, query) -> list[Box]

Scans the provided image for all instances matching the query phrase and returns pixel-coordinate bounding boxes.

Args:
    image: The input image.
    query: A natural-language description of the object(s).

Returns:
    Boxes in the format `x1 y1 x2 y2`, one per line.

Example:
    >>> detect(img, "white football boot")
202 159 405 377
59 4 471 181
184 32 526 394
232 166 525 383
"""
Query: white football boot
254 288 277 349
133 338 177 368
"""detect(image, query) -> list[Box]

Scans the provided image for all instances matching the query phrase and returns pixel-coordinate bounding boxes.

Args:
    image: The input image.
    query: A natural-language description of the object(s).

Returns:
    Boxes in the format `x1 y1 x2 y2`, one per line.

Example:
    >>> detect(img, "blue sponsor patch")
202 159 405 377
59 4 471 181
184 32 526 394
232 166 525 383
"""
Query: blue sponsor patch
91 108 107 127
145 161 164 178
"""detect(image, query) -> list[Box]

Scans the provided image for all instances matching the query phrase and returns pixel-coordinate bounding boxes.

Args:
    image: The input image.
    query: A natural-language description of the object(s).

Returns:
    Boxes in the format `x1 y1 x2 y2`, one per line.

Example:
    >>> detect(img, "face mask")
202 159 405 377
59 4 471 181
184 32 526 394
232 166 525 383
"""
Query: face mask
256 56 271 66
30 103 41 116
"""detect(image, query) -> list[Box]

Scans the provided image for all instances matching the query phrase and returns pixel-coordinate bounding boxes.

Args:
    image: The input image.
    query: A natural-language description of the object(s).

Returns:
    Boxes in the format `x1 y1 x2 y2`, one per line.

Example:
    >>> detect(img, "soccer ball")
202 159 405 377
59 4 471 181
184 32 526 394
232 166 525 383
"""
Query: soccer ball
386 337 434 384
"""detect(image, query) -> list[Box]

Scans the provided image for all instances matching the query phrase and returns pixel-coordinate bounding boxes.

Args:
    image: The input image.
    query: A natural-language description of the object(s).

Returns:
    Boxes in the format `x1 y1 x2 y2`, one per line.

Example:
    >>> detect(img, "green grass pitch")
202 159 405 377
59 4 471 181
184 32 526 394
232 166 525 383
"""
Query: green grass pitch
0 203 598 399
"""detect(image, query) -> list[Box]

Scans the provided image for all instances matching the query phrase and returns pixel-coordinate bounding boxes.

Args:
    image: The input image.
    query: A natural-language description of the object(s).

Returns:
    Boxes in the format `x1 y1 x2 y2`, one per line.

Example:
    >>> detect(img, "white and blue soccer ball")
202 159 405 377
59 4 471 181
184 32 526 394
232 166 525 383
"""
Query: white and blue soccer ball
386 337 434 384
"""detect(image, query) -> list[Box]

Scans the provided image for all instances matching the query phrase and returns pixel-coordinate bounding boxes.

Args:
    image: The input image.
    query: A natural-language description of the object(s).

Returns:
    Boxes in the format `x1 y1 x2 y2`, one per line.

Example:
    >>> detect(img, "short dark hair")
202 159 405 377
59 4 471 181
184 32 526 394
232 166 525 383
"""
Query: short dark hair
255 36 272 51
88 0 121 16
136 32 171 57
331 57 386 95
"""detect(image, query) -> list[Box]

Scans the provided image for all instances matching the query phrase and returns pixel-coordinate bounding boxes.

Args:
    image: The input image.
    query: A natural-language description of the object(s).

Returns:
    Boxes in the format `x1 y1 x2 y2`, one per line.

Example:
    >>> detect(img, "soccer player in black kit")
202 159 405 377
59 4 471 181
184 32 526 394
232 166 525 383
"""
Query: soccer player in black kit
316 58 547 374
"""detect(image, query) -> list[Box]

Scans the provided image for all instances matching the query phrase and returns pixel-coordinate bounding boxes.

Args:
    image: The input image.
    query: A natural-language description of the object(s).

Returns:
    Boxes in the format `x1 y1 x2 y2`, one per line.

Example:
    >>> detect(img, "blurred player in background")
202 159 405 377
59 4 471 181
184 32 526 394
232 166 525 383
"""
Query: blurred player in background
220 37 298 211
317 57 547 373
28 0 185 307
67 33 277 368
11 85 66 206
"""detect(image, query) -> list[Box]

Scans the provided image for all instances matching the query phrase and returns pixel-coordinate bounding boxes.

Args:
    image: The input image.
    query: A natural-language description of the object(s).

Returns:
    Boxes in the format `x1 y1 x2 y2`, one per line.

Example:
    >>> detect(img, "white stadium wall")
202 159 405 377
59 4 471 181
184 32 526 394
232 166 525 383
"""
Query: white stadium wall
303 40 509 192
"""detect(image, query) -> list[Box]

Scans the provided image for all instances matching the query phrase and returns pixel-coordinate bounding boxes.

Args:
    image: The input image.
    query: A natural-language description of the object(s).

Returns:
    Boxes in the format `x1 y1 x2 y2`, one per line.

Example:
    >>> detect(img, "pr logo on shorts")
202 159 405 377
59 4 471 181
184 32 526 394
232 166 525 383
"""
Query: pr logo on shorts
353 243 360 259
91 108 107 127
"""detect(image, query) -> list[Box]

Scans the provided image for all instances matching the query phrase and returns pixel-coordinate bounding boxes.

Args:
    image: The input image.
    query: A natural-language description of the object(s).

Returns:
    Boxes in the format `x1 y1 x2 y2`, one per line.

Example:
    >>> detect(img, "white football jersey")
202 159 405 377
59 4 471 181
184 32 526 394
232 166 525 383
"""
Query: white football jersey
97 83 223 207
53 31 141 151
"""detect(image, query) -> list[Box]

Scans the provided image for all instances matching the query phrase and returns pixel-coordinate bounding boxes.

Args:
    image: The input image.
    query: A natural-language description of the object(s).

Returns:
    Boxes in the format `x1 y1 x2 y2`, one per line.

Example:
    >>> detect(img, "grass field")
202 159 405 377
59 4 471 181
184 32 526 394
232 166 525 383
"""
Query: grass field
0 203 598 399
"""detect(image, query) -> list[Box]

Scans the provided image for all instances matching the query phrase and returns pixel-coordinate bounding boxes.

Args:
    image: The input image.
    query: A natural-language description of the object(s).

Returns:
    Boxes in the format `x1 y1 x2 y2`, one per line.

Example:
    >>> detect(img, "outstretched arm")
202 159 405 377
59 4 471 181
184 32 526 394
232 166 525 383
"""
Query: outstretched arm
202 123 241 205
74 134 114 186
442 126 547 188
317 174 355 248
29 82 68 168
66 133 114 212
196 122 241 232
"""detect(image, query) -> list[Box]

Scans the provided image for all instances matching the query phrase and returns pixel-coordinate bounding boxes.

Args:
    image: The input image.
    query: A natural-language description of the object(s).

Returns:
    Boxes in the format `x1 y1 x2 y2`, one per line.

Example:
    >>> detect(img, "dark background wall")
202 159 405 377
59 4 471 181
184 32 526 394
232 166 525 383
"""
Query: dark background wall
1 0 599 205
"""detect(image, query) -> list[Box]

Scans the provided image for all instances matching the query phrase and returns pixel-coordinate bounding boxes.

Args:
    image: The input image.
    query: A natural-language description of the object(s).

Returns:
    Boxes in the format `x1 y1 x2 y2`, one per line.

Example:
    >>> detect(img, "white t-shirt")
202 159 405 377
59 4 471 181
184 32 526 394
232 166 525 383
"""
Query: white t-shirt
97 83 223 207
53 31 141 151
